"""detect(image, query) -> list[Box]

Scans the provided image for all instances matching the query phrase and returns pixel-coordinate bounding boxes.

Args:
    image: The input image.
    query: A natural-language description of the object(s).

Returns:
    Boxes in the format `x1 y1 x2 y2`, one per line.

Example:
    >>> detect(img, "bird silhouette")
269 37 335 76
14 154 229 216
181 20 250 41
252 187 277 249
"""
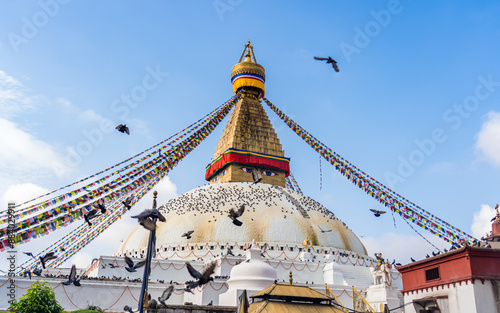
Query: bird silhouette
123 305 134 313
251 168 262 184
33 268 42 276
132 208 166 222
158 285 174 307
260 243 268 257
182 230 194 240
228 205 245 226
116 124 130 135
410 257 416 262
62 265 81 286
122 195 134 211
226 248 234 256
84 209 100 226
491 204 499 222
318 226 332 233
23 252 36 259
314 56 339 72
185 261 216 291
40 252 57 269
93 199 106 214
370 209 386 217
124 256 146 273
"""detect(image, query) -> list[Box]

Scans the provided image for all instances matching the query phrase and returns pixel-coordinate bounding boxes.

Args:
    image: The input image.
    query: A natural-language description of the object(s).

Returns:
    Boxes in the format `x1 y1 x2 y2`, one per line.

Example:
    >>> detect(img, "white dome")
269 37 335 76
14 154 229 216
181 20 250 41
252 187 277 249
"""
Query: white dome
120 182 367 256
226 241 277 290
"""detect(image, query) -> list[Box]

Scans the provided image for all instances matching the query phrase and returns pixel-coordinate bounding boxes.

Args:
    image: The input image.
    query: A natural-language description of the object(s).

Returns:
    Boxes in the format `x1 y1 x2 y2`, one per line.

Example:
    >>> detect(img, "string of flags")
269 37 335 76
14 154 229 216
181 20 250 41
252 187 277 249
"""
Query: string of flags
0 98 238 223
1 93 243 259
262 97 477 245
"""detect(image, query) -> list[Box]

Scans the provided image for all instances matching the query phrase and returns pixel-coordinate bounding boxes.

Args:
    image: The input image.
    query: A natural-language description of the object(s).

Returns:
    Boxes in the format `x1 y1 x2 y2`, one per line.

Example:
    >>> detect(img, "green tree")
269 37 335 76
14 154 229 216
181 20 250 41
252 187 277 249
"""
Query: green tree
8 280 64 313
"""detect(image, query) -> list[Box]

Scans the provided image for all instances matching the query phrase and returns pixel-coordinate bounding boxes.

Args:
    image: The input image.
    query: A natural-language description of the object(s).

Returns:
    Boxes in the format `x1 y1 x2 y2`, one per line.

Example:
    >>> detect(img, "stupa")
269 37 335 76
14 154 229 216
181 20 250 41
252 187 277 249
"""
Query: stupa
0 42 404 312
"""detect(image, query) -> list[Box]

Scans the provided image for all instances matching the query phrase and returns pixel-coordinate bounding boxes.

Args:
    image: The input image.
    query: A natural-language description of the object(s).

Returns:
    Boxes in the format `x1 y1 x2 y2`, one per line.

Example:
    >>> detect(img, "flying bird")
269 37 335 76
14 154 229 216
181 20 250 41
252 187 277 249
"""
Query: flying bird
124 256 147 273
122 195 134 211
228 205 245 226
314 56 339 72
23 252 36 259
182 230 194 240
93 199 106 214
318 226 332 233
185 261 216 292
40 252 57 269
260 243 268 257
62 265 81 286
84 209 100 226
132 208 166 222
116 124 130 135
251 168 262 184
158 285 174 307
370 209 386 217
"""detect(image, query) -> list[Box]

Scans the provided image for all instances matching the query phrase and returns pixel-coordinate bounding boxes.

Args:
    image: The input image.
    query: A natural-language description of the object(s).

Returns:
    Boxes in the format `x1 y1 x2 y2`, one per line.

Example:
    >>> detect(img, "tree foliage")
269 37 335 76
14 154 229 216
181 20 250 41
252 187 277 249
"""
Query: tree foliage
8 280 64 313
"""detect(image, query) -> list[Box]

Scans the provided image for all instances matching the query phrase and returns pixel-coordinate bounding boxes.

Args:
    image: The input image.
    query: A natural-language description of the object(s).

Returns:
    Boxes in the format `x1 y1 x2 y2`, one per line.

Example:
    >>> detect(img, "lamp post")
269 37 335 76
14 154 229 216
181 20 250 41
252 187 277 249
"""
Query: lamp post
138 190 158 313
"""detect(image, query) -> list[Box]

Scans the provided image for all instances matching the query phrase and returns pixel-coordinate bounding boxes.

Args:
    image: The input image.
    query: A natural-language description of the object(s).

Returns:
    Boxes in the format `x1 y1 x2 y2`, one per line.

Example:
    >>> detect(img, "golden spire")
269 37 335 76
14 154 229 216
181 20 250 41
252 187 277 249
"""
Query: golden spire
205 41 289 187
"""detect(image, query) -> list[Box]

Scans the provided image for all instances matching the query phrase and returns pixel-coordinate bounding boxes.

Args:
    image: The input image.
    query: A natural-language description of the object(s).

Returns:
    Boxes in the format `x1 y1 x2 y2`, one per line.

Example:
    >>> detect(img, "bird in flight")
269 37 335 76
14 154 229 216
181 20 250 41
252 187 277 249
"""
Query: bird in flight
228 205 245 226
260 243 268 257
319 226 332 233
116 124 130 135
158 285 174 307
185 261 216 292
93 198 106 214
23 252 36 259
84 209 100 226
314 56 339 72
182 230 194 240
62 265 81 286
40 252 57 269
251 168 262 184
370 209 386 217
124 256 147 273
122 195 134 211
132 208 166 231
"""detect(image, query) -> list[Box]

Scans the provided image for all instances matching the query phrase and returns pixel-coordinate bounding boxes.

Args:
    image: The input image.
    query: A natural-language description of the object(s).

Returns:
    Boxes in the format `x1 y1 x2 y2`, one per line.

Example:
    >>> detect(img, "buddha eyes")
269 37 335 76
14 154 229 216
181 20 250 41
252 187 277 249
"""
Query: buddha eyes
262 170 276 177
240 167 277 176
240 167 253 173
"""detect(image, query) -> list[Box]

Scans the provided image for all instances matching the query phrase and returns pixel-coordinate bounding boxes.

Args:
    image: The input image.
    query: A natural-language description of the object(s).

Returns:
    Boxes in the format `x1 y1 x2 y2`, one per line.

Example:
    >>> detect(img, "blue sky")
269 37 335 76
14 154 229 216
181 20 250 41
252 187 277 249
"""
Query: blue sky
0 1 499 269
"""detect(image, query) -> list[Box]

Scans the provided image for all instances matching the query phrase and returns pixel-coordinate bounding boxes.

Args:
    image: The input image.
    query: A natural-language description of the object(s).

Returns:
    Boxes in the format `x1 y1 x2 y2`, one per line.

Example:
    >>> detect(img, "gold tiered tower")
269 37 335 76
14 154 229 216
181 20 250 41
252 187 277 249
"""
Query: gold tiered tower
205 41 290 187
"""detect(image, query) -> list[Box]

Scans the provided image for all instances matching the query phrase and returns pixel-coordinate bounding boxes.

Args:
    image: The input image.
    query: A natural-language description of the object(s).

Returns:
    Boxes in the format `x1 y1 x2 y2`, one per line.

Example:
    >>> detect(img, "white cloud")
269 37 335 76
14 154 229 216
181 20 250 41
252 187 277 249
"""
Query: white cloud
2 183 50 208
0 118 65 173
361 232 448 264
0 70 36 118
475 111 500 167
471 204 495 238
